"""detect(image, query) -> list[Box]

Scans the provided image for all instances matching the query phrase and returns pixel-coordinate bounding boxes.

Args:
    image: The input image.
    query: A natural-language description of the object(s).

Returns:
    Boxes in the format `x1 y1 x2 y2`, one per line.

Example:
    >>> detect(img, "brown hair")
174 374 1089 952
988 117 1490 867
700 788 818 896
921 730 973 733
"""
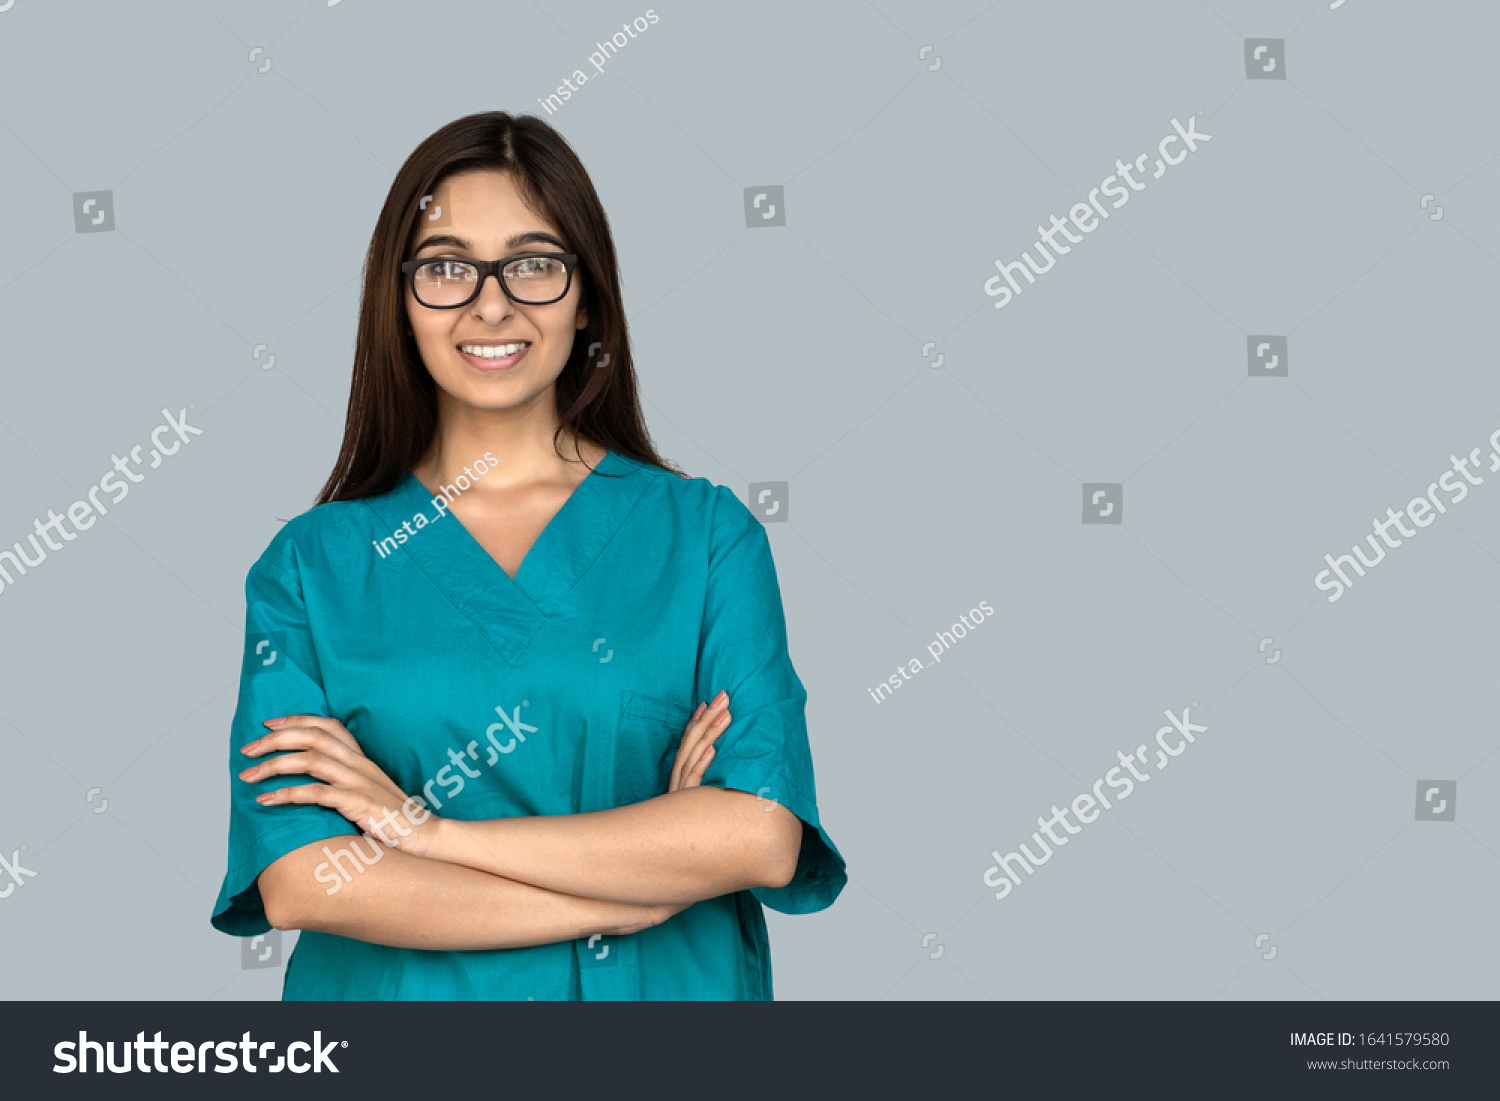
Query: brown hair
315 111 683 505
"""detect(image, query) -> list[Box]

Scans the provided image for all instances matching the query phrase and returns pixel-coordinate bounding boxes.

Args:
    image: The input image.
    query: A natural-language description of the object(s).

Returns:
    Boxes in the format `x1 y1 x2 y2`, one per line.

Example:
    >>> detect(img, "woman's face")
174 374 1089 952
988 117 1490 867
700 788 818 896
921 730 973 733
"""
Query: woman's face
403 169 588 418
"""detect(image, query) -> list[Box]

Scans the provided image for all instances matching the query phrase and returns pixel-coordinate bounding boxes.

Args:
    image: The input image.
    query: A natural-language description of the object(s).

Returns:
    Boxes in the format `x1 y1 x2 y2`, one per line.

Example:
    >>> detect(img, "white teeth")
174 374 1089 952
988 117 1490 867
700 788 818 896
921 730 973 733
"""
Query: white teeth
461 342 528 358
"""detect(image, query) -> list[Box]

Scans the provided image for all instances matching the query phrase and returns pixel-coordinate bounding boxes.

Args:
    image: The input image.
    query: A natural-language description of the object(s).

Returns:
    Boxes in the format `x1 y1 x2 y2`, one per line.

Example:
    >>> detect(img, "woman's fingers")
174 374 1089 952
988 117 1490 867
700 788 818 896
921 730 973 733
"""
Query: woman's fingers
668 702 709 791
239 748 363 795
671 697 721 791
239 715 426 845
240 749 398 834
670 694 731 792
251 778 333 807
256 713 363 755
252 777 363 819
242 725 389 787
684 718 727 787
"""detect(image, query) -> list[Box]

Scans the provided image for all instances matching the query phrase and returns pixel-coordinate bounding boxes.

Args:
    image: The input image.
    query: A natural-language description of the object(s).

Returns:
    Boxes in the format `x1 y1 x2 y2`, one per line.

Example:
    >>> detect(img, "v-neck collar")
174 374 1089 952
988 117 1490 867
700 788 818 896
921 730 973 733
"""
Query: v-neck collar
361 449 650 667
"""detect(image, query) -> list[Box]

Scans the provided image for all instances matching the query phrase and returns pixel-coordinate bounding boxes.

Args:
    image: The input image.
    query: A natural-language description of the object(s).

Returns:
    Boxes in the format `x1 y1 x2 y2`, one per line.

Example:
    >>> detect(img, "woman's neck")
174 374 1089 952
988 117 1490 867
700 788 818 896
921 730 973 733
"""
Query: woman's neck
413 421 603 492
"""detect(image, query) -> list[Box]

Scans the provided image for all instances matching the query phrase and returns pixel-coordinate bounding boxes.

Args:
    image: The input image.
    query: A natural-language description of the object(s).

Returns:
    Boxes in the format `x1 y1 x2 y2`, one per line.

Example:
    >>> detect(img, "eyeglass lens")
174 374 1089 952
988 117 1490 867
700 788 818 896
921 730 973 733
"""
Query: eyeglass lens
412 257 569 306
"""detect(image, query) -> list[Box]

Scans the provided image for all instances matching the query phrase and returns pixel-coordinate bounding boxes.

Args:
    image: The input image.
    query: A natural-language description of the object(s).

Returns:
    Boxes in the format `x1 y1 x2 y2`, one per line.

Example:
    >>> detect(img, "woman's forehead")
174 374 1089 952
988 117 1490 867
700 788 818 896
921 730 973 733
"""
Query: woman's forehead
410 171 562 250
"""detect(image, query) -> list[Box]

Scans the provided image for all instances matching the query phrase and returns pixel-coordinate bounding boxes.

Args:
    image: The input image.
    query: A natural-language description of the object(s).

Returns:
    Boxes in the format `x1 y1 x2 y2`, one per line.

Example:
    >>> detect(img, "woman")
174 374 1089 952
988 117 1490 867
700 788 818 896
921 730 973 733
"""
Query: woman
209 111 846 1000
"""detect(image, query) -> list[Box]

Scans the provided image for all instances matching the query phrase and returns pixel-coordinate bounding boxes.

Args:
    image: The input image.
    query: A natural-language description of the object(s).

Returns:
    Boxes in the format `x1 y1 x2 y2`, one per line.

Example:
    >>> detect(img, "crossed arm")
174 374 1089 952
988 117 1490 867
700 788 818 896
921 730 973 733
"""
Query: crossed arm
248 694 805 951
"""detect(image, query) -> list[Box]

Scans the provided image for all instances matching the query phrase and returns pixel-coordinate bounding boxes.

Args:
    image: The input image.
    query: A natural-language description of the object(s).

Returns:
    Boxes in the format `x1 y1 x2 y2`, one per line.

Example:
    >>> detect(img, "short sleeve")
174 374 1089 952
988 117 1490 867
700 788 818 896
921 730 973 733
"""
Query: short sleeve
209 543 359 937
695 485 847 915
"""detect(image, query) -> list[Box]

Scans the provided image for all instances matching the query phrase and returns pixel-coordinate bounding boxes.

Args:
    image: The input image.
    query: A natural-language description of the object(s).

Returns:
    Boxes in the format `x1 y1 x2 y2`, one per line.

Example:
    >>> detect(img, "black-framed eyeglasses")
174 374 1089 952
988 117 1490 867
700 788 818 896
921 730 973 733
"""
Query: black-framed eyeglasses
400 253 582 308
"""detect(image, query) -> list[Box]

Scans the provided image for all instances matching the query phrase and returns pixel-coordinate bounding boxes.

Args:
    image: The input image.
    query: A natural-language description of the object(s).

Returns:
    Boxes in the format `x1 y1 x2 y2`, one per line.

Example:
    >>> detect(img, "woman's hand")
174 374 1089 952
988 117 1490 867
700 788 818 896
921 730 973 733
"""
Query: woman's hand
239 714 440 857
667 691 731 794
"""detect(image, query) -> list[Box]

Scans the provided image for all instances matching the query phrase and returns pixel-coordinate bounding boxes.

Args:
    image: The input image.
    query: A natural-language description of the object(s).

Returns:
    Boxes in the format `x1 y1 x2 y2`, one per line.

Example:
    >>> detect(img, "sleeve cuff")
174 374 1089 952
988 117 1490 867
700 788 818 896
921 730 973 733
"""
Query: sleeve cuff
708 762 847 915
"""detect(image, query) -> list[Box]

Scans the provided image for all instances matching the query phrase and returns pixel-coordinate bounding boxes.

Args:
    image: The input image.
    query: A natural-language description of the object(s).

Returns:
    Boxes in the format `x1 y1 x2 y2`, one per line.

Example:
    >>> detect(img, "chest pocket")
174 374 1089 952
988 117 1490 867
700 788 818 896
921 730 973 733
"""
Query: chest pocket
615 690 694 807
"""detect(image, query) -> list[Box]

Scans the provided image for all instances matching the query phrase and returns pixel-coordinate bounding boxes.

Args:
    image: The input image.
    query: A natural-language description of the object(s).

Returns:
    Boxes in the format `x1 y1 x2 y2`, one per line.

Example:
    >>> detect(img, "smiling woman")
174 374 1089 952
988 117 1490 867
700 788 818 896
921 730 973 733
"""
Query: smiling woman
209 111 847 1002
398 174 593 445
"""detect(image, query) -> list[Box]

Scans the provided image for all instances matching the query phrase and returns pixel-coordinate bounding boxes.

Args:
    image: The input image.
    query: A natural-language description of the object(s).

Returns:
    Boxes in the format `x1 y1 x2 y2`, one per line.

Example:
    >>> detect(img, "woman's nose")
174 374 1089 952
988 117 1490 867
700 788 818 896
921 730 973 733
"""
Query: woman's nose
471 271 515 320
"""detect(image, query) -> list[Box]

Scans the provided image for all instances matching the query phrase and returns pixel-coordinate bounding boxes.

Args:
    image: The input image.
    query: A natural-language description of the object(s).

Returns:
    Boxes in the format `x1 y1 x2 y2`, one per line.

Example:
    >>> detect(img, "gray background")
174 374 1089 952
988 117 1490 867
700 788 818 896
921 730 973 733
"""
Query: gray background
1 0 1497 1000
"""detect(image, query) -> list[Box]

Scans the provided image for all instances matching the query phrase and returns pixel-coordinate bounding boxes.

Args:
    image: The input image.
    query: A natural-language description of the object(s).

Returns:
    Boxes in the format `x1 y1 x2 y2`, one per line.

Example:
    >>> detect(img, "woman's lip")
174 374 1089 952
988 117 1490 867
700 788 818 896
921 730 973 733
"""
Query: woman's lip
457 344 530 370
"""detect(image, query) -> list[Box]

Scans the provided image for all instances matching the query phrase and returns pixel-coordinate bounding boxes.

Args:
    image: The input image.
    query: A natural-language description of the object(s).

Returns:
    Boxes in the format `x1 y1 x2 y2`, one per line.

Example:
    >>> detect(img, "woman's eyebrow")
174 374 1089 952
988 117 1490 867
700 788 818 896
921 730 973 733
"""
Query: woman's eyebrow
412 230 567 253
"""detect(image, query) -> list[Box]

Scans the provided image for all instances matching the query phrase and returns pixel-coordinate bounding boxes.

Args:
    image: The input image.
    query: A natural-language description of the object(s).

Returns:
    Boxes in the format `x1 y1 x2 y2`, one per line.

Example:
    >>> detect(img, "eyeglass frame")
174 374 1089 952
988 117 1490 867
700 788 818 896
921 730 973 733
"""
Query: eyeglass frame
400 252 583 308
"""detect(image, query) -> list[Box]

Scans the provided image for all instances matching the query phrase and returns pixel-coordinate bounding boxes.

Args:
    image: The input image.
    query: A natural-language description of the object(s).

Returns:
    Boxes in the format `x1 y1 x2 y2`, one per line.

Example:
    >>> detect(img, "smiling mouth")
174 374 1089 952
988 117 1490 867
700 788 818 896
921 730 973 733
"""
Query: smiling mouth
457 341 531 368
458 341 530 358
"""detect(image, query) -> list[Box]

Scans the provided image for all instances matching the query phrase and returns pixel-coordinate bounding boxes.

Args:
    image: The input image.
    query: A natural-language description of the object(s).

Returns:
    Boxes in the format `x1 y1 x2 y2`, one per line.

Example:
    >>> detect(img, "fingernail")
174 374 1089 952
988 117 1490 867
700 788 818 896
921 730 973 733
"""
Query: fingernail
255 793 273 804
712 690 727 707
714 710 730 726
264 718 286 728
242 740 260 754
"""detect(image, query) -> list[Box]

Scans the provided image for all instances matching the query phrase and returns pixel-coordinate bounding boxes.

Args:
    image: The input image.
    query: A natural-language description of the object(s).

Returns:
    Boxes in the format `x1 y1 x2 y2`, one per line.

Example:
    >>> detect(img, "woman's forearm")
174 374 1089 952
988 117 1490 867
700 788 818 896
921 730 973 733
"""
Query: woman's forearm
420 785 803 906
258 838 659 951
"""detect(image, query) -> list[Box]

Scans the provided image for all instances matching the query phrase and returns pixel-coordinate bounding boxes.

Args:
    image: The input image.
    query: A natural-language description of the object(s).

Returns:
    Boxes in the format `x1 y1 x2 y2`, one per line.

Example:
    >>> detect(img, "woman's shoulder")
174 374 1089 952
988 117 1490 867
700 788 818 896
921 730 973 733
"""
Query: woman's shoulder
611 452 751 522
247 486 400 581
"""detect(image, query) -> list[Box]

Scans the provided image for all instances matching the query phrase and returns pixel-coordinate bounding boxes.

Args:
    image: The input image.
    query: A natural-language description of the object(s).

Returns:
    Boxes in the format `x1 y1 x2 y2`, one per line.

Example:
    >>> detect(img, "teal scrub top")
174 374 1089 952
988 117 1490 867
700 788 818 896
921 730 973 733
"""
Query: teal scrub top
210 449 846 1000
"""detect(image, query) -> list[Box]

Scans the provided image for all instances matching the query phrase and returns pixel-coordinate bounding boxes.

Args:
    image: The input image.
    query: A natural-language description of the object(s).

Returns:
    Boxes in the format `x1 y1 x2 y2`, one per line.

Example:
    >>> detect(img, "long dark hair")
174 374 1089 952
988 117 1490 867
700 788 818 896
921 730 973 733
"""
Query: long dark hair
315 111 683 505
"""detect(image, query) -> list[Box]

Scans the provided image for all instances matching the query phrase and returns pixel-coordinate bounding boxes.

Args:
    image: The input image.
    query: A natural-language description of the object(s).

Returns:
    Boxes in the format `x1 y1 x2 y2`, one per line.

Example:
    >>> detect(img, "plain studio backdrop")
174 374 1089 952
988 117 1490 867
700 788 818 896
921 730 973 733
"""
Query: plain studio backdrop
1 0 1498 1001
